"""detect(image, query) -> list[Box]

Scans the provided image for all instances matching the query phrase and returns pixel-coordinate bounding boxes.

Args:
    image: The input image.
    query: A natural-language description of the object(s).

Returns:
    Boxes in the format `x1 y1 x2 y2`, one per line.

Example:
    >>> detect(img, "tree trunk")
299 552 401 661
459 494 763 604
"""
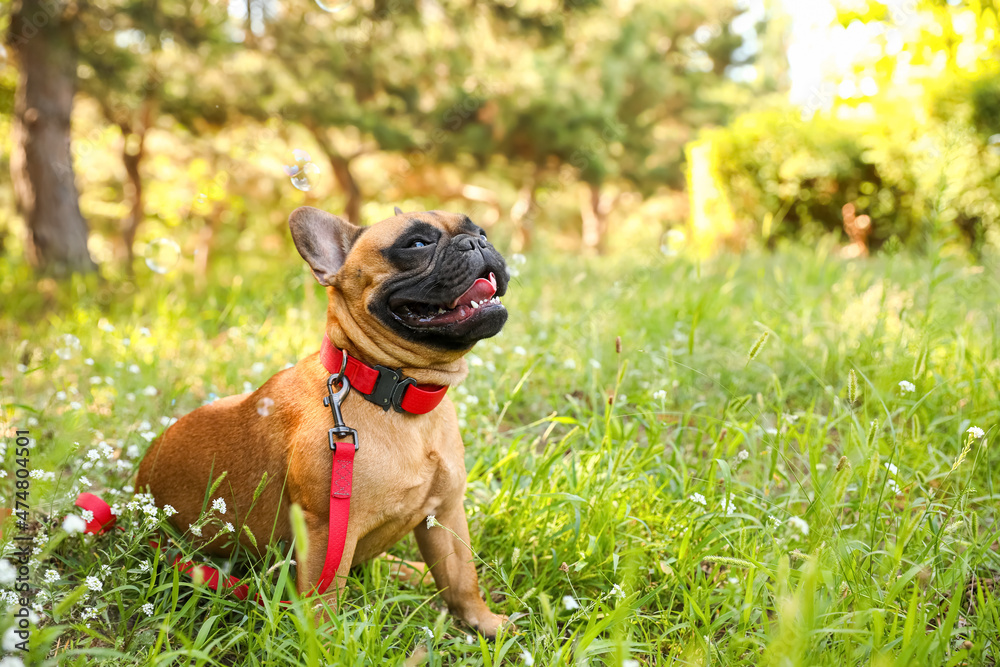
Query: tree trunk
118 100 153 272
580 182 613 255
8 0 96 275
308 125 362 223
509 175 537 253
330 154 362 224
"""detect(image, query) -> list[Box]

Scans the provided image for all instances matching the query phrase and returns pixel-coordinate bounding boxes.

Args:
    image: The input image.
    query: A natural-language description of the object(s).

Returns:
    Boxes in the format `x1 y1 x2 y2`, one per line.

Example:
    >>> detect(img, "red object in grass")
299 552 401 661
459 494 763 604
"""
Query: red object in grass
75 492 117 534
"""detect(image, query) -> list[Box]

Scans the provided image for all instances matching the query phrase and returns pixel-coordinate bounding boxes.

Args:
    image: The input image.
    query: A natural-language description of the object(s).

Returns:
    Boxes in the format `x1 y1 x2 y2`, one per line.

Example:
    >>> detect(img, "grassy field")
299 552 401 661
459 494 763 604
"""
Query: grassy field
1 237 998 666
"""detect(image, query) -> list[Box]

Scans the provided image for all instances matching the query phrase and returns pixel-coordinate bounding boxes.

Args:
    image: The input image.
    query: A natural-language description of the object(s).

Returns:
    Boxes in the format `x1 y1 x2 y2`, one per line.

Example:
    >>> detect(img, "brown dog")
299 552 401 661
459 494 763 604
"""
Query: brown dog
136 206 509 636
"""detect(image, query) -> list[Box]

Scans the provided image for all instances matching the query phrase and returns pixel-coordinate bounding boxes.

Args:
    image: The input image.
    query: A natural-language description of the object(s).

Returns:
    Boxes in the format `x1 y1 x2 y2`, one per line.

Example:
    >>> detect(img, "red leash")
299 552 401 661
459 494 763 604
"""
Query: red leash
72 338 446 602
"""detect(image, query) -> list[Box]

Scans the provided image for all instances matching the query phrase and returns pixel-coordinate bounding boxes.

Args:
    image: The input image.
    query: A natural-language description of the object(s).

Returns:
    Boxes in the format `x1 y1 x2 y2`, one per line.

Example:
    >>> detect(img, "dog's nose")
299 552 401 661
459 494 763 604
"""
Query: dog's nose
453 235 477 252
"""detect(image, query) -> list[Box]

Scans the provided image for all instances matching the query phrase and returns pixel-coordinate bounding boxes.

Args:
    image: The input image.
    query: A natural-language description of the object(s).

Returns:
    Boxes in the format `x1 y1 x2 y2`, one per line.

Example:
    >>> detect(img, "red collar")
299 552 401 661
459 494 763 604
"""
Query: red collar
319 335 447 414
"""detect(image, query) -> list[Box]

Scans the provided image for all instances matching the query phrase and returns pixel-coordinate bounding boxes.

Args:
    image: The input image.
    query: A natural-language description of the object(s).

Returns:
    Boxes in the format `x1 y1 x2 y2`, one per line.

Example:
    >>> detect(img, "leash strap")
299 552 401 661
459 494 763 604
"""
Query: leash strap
320 335 447 414
314 443 354 594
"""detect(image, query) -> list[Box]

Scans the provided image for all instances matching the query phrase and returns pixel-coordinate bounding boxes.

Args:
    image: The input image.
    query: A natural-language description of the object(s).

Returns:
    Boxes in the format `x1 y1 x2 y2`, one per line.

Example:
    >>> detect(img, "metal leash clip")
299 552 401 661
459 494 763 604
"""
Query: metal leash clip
323 350 359 451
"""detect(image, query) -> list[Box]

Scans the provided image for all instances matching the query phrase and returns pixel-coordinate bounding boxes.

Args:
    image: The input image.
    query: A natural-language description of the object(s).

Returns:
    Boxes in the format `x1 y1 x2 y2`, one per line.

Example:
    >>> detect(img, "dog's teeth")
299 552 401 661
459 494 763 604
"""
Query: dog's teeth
471 300 478 308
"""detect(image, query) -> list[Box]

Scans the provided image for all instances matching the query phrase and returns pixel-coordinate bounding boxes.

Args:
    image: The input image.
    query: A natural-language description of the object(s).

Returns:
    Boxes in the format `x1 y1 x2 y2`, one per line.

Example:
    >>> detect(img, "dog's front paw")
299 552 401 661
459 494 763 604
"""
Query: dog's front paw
468 611 509 639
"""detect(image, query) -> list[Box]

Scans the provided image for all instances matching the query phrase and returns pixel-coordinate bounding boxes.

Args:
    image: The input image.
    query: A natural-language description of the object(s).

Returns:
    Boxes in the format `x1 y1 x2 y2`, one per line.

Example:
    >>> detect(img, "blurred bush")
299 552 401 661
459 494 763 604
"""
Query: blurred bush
688 110 925 252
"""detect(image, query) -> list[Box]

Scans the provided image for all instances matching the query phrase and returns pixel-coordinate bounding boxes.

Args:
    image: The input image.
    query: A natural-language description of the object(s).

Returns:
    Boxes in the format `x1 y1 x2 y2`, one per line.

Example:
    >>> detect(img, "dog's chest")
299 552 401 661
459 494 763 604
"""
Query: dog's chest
358 426 461 520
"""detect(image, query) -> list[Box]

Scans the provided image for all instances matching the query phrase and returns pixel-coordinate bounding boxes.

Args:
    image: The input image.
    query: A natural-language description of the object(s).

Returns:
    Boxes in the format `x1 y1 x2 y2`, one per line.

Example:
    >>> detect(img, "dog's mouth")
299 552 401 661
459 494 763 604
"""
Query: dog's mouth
391 272 504 328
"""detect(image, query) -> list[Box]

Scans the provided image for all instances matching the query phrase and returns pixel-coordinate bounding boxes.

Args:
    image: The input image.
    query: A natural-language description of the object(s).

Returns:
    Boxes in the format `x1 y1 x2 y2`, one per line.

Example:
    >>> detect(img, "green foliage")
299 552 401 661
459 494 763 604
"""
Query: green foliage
970 71 1000 138
1 240 998 665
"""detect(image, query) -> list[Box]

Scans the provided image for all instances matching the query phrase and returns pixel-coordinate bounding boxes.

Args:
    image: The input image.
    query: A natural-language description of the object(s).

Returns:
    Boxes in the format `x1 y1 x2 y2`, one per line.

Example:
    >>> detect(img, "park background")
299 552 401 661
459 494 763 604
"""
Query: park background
1 0 999 665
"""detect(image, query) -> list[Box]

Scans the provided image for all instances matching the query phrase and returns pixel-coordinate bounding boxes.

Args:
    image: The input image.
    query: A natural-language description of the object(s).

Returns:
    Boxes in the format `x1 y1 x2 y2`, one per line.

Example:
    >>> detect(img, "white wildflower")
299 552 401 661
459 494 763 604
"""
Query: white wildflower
884 462 898 475
139 561 150 572
787 516 809 536
562 595 580 610
163 505 177 517
3 629 22 653
688 493 707 507
43 569 60 584
521 651 534 666
62 515 87 534
78 476 91 487
142 386 158 396
652 389 667 401
768 515 781 528
211 498 227 515
611 583 625 599
898 380 915 394
85 576 102 592
425 515 439 529
80 510 94 524
224 522 235 533
422 626 434 639
736 450 749 462
0 560 15 585
189 524 202 536
142 602 154 616
967 426 984 439
719 494 736 516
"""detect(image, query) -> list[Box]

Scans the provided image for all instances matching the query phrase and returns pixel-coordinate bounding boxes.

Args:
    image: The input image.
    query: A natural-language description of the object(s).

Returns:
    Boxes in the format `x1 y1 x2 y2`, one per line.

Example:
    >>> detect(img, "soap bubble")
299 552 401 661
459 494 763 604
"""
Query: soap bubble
660 229 686 257
291 163 320 191
145 238 181 274
284 150 321 191
256 397 275 417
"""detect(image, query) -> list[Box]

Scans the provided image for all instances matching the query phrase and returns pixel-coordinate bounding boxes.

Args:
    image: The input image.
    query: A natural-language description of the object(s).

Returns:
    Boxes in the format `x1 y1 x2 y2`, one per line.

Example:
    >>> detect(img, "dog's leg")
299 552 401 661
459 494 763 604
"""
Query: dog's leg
413 500 507 638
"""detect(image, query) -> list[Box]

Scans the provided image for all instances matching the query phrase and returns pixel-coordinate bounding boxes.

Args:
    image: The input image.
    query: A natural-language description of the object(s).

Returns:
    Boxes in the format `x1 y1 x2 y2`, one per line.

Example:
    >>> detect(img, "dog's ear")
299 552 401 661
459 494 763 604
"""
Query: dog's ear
288 207 363 286
394 206 403 216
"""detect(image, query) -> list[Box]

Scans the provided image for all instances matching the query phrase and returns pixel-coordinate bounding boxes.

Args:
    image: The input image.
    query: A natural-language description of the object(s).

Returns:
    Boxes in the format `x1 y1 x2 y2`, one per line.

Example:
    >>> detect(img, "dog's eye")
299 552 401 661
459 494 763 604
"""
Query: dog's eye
409 240 428 249
480 232 488 241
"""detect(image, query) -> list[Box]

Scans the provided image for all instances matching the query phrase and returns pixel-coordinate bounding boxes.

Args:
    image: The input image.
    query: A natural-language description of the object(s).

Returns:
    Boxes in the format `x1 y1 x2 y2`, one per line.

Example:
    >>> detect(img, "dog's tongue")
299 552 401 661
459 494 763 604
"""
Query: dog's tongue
450 272 497 308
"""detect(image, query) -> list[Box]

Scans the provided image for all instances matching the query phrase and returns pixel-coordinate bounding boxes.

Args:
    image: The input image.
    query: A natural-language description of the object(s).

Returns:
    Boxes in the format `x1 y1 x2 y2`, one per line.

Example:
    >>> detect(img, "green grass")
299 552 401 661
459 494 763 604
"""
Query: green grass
1 237 998 666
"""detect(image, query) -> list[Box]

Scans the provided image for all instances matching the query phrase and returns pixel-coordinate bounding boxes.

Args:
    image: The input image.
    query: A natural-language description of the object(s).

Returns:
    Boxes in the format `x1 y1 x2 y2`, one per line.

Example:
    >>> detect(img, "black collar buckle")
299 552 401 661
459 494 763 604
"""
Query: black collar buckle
365 365 417 413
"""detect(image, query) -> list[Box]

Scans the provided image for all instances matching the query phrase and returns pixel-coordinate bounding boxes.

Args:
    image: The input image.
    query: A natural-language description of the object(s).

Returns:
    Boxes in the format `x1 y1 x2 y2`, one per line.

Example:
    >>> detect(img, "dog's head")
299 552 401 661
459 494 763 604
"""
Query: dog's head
289 206 509 362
